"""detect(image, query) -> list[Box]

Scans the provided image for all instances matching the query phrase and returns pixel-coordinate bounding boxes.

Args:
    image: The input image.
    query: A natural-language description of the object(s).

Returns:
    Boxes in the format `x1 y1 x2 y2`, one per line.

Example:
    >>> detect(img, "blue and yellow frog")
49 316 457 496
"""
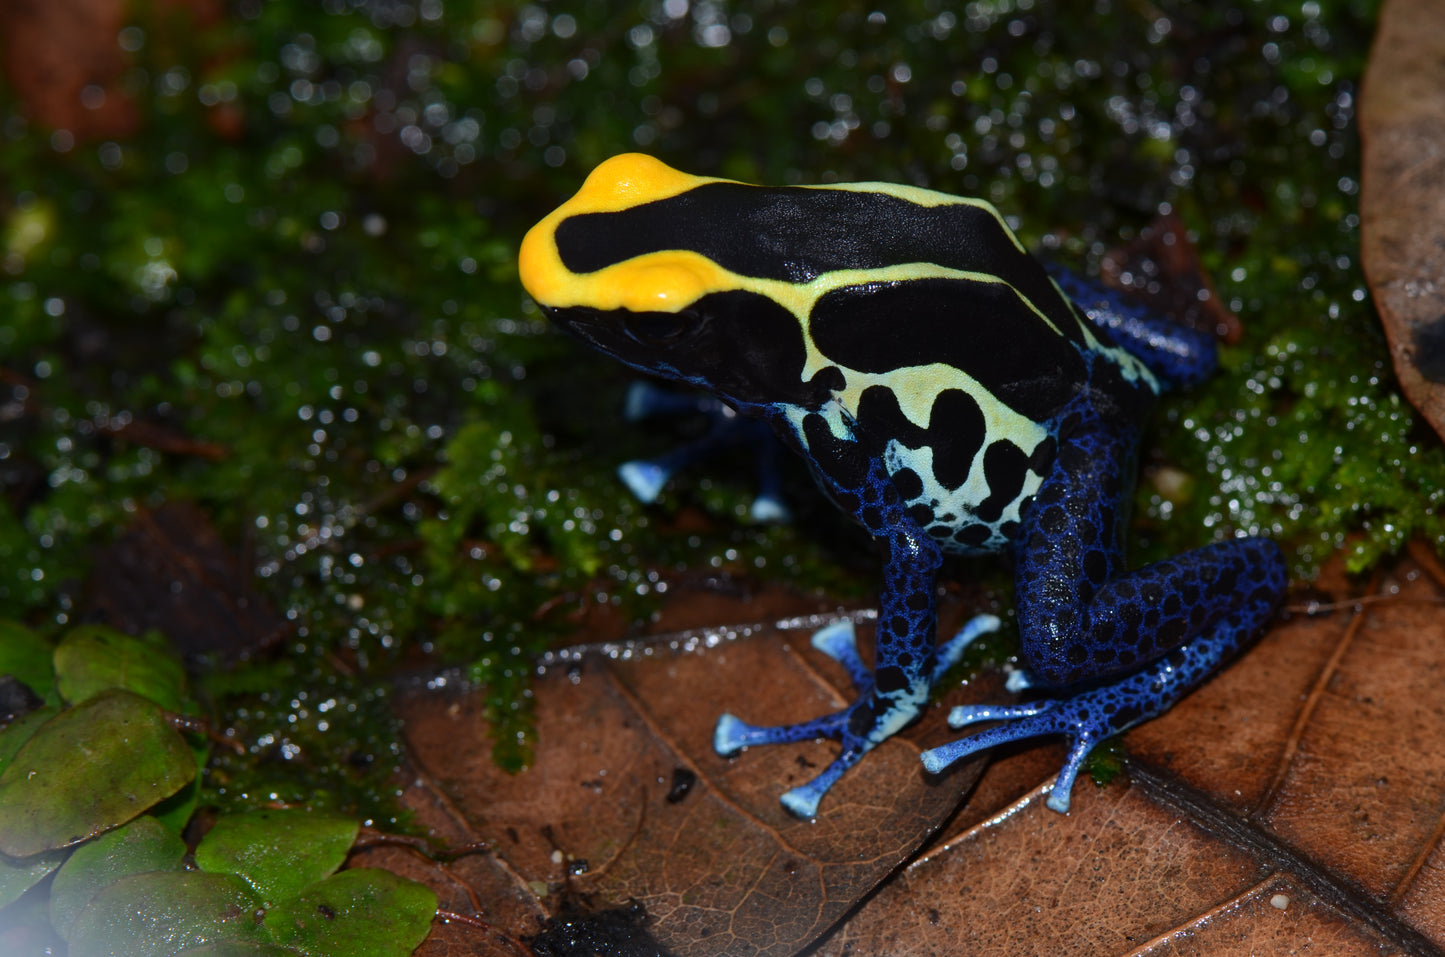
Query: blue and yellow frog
519 154 1286 818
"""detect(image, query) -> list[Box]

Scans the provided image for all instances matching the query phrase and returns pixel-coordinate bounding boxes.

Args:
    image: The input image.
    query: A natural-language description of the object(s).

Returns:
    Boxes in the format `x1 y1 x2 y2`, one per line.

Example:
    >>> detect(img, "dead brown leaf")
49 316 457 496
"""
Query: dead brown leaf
392 550 1445 956
394 586 993 956
1360 0 1445 442
81 502 286 660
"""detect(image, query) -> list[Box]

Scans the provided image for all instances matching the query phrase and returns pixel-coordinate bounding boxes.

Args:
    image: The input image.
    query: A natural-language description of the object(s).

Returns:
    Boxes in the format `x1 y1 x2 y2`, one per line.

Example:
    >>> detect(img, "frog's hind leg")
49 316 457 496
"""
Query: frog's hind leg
1046 264 1218 391
712 443 1004 818
922 411 1286 812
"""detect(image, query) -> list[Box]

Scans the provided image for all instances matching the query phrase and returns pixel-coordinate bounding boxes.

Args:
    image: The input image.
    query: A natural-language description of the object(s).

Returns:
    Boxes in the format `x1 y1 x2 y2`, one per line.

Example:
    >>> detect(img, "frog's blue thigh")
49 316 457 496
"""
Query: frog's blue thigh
922 417 1287 811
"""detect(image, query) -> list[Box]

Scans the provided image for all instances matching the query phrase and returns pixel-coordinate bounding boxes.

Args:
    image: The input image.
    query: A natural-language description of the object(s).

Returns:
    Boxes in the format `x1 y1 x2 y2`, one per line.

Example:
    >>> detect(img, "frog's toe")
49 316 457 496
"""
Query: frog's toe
780 754 858 819
749 492 791 524
617 460 670 503
809 620 869 689
713 708 849 757
931 613 1002 682
1005 667 1039 693
713 712 750 756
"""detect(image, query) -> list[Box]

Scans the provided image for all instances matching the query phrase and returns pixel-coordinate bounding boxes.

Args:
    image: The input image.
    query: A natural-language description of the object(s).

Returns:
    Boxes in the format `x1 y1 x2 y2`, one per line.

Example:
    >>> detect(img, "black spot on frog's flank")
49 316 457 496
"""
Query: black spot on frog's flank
954 523 993 547
1412 314 1445 384
974 440 1031 522
665 767 697 804
1029 434 1057 474
802 413 868 487
528 900 674 957
856 386 985 492
891 466 924 500
811 278 1088 422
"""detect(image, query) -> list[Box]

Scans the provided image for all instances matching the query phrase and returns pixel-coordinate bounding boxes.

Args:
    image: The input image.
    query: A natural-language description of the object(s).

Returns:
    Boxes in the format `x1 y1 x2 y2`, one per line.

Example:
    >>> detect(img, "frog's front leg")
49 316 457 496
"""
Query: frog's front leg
921 413 1287 812
714 456 996 818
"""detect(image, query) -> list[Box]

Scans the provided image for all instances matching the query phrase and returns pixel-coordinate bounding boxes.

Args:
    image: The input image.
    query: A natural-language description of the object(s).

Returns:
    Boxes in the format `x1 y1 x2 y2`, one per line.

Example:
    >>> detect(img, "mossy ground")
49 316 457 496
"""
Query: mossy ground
2 0 1439 822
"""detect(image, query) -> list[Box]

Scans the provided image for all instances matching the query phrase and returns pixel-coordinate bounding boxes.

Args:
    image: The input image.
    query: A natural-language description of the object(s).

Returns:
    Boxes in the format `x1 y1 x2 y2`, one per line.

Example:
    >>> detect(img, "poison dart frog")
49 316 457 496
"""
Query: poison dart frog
518 154 1286 819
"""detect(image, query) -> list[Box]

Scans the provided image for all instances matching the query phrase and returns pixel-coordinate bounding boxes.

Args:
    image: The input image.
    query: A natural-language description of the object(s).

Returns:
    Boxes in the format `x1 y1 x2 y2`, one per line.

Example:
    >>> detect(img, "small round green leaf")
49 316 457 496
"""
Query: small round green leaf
264 869 437 957
151 739 210 834
54 625 187 712
0 845 67 909
195 809 359 908
0 705 58 777
50 815 187 939
0 620 54 701
66 870 267 957
0 690 196 857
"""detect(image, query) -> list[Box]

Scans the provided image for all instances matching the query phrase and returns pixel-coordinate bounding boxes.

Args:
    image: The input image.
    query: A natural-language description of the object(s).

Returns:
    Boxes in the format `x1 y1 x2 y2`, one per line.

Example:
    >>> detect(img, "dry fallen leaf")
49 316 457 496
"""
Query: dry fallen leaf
386 549 1445 956
393 590 991 957
1360 0 1445 442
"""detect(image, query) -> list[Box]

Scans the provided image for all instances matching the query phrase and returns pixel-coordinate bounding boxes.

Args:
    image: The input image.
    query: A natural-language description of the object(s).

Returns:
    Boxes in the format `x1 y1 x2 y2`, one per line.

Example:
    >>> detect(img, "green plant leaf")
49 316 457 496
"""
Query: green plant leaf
53 626 187 712
264 869 437 957
49 815 187 940
0 620 54 701
0 705 58 777
0 846 67 909
0 690 196 857
194 809 359 907
153 734 211 833
66 870 267 957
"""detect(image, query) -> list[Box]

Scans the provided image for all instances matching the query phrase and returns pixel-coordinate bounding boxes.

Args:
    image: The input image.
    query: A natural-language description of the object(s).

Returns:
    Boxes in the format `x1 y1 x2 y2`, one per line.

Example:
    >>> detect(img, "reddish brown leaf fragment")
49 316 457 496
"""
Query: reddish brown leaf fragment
82 502 286 661
1253 563 1445 907
1101 212 1244 344
1360 0 1445 441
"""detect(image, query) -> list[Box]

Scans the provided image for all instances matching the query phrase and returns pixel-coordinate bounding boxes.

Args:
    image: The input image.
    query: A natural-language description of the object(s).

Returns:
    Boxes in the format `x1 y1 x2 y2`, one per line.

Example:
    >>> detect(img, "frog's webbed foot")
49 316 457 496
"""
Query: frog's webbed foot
921 643 1204 813
715 614 1000 818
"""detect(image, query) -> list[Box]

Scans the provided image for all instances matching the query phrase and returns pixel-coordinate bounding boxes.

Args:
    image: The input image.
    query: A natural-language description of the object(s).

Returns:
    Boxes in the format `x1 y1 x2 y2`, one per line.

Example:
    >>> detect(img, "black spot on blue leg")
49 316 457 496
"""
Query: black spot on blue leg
875 666 908 693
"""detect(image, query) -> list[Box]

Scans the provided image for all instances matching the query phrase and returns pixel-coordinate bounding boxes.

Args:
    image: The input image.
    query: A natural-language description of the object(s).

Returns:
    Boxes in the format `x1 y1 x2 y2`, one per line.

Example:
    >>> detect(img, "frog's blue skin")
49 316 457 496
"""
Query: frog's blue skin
519 154 1287 818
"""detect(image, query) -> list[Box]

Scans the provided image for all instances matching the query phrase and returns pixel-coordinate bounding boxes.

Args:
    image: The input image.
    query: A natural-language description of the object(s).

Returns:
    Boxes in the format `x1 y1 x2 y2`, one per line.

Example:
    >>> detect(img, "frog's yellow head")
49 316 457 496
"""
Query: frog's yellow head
518 153 736 315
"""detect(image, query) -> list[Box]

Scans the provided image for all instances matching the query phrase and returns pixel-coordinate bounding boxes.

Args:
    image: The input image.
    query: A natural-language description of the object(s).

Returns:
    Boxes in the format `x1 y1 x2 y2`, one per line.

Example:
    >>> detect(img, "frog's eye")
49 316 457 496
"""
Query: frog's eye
621 309 706 346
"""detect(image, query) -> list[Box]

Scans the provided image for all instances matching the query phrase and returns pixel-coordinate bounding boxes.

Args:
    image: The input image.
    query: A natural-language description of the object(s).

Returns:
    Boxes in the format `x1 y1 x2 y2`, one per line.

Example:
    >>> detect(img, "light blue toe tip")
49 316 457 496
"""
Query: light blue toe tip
750 495 791 524
810 620 855 656
780 786 822 819
617 461 667 503
919 747 951 775
714 712 746 756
